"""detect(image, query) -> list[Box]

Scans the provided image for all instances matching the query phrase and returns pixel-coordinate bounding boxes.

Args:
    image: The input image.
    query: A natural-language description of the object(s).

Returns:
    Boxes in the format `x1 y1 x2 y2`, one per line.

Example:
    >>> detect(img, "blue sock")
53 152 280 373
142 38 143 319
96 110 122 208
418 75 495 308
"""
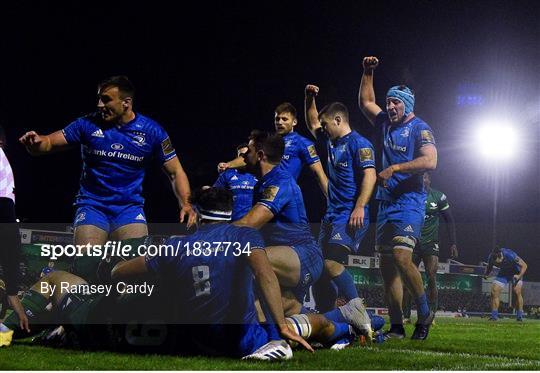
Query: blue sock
371 315 385 332
517 310 523 319
324 308 347 324
329 321 350 342
415 293 430 318
491 310 499 319
332 270 358 300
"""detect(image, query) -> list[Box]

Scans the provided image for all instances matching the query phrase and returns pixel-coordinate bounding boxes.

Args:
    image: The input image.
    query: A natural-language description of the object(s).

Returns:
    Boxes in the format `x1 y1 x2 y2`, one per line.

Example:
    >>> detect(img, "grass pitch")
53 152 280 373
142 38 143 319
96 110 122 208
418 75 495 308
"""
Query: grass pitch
1 317 539 370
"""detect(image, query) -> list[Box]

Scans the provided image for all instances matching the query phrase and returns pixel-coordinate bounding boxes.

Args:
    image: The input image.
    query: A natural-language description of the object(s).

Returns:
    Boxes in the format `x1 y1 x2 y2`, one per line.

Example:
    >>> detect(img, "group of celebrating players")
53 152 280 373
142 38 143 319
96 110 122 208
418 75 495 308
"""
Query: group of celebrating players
0 56 528 359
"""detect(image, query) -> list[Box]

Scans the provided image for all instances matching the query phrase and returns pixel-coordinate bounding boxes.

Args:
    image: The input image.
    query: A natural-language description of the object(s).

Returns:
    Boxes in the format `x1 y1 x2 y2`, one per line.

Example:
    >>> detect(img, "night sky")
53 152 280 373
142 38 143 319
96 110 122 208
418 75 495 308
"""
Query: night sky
1 1 538 279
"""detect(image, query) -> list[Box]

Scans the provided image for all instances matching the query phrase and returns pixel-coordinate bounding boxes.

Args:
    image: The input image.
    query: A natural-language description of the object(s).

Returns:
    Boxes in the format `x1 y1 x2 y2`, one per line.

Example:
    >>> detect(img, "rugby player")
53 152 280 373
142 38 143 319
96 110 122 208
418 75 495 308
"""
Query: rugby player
111 187 367 359
484 247 527 321
213 143 257 220
217 103 328 197
359 56 437 340
235 130 324 316
304 85 376 312
403 172 458 322
19 76 196 248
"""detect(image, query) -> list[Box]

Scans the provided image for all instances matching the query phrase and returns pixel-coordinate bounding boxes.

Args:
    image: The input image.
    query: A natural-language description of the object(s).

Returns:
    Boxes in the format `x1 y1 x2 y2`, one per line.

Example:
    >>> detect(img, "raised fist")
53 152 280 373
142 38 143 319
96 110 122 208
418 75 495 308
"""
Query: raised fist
363 56 379 71
305 84 319 97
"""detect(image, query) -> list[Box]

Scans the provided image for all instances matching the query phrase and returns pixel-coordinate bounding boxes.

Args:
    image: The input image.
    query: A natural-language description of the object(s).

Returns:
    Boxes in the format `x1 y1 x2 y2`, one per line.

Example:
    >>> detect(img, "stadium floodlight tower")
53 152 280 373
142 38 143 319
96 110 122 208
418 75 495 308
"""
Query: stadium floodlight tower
475 119 518 249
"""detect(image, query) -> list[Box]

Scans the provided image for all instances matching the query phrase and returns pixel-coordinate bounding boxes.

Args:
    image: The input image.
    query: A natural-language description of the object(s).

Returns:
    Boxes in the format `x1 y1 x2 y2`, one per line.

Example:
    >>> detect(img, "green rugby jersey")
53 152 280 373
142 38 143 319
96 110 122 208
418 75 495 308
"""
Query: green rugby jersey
420 188 449 245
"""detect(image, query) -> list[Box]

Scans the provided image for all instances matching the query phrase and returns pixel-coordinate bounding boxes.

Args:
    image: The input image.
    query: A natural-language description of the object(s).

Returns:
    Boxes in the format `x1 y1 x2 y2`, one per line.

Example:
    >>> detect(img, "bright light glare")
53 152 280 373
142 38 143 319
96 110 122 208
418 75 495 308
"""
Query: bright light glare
476 122 517 160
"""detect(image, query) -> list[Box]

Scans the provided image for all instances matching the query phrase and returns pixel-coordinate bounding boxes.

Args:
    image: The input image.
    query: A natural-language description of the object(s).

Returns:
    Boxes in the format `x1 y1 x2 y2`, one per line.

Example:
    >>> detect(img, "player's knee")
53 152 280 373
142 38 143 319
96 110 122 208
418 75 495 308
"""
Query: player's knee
324 259 344 277
286 314 312 339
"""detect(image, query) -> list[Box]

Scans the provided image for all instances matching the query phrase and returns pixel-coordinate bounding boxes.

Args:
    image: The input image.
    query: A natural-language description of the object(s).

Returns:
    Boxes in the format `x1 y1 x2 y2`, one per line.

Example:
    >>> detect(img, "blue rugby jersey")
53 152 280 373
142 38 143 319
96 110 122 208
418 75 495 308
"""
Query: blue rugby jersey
62 113 176 205
374 112 436 202
213 169 258 220
279 131 320 180
145 223 265 326
317 129 375 219
254 166 316 247
489 248 522 277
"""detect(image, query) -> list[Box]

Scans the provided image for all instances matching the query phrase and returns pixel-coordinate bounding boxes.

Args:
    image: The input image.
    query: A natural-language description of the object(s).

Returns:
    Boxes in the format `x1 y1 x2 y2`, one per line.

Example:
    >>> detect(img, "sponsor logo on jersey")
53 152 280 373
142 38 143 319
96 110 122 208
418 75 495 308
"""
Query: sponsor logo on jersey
307 144 318 158
111 143 124 150
338 161 348 168
421 130 435 144
91 129 104 138
161 137 175 156
360 148 374 161
261 186 279 202
135 213 146 221
404 225 414 233
132 133 146 146
282 154 290 160
75 212 86 223
331 232 342 241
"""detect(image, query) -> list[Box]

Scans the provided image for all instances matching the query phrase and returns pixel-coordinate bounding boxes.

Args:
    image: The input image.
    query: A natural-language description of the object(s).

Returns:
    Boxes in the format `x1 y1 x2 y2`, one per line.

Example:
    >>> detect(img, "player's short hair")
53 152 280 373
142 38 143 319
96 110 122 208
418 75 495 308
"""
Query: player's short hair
98 76 135 100
191 187 233 215
488 247 503 265
249 130 284 164
318 102 349 123
274 102 297 118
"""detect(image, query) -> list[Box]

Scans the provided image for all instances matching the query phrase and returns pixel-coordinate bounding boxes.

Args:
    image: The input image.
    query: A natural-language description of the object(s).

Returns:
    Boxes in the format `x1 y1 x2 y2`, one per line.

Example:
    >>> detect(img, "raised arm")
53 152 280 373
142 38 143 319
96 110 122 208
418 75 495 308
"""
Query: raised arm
162 157 197 228
309 162 328 199
304 84 322 138
358 56 383 125
19 130 71 155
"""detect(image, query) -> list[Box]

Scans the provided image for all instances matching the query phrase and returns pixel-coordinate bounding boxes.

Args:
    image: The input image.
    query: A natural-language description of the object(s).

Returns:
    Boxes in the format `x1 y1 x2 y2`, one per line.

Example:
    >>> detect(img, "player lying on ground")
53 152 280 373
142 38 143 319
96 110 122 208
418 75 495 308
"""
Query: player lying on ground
112 187 378 358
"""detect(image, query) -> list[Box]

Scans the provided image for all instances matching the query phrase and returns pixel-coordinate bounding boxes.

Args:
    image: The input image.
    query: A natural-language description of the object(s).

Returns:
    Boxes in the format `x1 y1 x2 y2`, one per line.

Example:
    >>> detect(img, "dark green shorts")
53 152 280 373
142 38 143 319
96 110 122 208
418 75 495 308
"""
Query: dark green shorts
414 241 440 258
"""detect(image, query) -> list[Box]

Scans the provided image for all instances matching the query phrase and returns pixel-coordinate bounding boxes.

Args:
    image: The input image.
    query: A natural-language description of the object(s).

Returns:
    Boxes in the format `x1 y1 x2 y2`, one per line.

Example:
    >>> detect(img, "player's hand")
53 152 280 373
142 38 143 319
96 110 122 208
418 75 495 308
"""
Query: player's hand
450 244 458 259
349 206 365 229
19 131 44 151
377 165 396 187
305 84 319 97
7 295 30 333
179 204 197 229
363 56 379 72
512 275 521 286
279 324 314 353
217 162 229 173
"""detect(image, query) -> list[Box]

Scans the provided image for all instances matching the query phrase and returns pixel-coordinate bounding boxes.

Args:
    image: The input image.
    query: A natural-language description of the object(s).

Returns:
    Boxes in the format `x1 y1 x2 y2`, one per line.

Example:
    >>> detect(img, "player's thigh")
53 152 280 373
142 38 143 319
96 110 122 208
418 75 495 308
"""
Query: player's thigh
264 245 301 287
491 281 503 296
324 258 345 278
379 253 400 282
74 224 109 246
513 282 523 296
110 223 148 241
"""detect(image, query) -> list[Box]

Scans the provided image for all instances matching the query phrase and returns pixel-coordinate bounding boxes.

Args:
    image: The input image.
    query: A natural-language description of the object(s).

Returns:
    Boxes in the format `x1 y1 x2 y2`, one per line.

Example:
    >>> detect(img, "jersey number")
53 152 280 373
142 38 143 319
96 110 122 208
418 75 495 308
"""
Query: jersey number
192 265 211 297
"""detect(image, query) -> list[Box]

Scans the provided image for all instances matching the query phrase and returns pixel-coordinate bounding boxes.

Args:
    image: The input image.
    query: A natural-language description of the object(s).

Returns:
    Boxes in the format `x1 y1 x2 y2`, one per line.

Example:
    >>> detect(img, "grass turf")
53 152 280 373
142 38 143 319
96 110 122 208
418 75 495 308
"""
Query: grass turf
1 317 539 370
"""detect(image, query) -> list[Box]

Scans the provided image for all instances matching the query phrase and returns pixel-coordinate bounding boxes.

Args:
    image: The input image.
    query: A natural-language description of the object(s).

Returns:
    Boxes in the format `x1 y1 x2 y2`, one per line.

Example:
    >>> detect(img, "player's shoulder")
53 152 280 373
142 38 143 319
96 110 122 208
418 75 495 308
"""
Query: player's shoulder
349 130 374 148
410 116 433 131
133 113 165 132
290 131 314 146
